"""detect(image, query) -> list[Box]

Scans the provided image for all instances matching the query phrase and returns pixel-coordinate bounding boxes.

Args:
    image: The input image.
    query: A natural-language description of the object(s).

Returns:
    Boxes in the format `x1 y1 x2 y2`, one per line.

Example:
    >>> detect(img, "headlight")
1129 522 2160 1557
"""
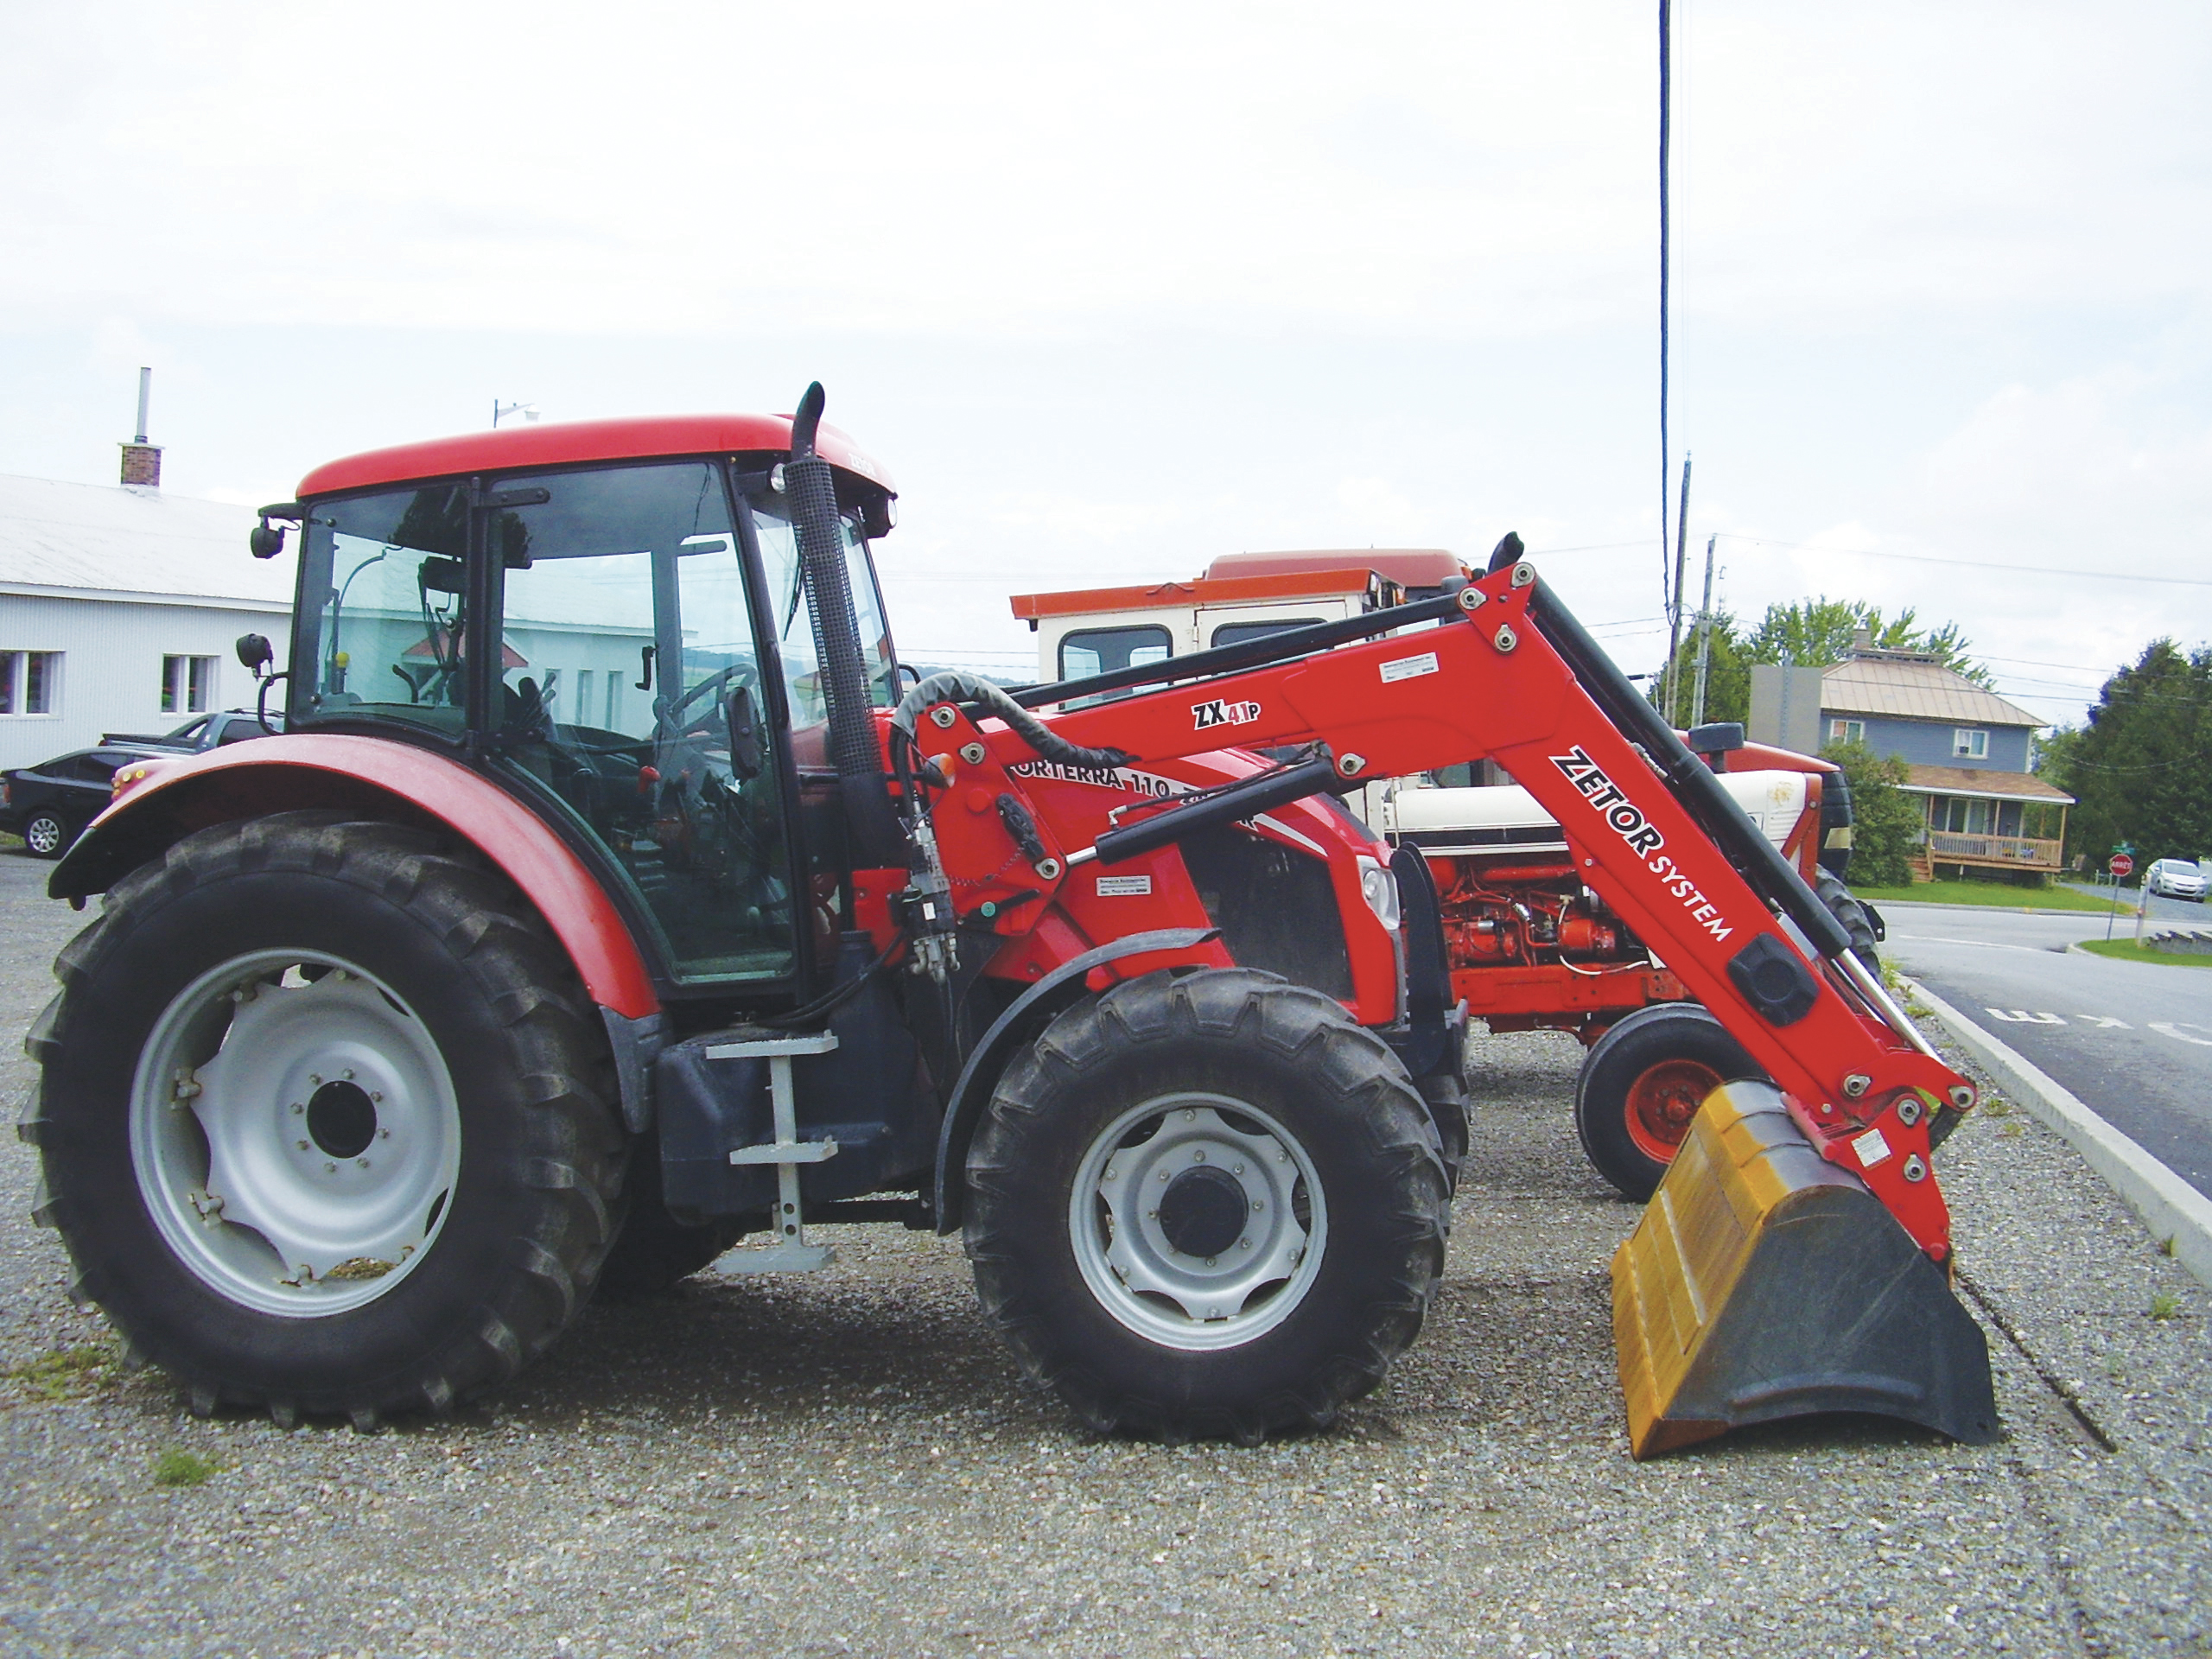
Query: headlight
1357 856 1402 931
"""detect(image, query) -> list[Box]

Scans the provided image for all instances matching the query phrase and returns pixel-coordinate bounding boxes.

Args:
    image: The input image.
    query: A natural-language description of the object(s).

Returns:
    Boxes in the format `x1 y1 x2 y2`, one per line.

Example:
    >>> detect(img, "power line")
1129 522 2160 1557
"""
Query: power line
1713 534 2212 589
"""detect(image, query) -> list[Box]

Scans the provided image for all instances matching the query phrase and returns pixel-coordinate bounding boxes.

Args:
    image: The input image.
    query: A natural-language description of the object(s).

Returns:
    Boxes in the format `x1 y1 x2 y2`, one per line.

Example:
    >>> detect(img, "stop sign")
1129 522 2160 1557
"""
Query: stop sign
2109 853 2135 880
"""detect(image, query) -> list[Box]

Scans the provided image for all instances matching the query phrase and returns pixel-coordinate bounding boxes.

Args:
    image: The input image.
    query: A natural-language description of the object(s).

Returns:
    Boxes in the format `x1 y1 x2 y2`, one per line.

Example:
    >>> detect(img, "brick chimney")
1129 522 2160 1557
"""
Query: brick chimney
119 366 162 487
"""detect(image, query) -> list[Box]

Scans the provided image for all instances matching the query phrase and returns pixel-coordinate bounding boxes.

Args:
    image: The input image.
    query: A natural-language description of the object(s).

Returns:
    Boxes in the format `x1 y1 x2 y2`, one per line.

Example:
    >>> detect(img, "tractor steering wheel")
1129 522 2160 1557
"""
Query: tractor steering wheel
658 661 758 742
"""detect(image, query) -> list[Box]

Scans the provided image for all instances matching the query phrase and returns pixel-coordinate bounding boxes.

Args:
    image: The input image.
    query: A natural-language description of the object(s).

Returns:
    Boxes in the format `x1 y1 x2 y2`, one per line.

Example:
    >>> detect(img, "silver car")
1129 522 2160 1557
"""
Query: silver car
2145 857 2209 901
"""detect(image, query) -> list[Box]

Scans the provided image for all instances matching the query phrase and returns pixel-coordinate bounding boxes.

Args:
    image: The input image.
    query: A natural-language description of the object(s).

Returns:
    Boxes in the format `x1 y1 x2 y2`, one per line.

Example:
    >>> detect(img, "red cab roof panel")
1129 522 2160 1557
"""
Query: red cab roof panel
1206 549 1466 588
1010 566 1391 621
296 413 896 499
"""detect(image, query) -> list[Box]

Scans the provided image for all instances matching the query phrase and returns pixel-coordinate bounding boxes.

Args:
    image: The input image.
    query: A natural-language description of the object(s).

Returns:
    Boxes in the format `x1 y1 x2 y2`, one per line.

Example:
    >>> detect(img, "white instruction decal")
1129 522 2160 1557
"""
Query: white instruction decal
1096 874 1153 897
1380 650 1440 683
1853 1127 1891 1169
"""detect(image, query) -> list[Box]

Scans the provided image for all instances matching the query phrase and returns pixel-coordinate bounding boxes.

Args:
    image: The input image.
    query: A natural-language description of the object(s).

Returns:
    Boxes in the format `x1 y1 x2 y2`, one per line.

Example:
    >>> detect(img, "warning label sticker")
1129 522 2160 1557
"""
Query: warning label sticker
1380 650 1440 683
1096 874 1153 897
1853 1127 1892 1169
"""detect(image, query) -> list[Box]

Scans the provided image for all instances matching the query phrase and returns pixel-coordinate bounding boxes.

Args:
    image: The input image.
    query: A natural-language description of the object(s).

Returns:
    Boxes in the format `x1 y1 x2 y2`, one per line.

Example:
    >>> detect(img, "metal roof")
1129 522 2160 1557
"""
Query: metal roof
0 474 289 609
1897 764 2075 804
1821 653 2043 728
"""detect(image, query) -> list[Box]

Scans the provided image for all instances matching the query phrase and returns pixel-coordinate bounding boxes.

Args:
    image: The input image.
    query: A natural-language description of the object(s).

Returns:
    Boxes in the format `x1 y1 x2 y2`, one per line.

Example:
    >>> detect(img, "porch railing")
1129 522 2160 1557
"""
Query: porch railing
1923 831 2064 868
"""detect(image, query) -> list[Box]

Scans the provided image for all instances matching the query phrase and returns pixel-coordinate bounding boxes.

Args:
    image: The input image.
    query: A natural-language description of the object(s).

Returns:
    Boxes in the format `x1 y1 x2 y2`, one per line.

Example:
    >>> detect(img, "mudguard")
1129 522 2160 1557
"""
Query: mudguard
931 926 1219 1233
49 734 659 1019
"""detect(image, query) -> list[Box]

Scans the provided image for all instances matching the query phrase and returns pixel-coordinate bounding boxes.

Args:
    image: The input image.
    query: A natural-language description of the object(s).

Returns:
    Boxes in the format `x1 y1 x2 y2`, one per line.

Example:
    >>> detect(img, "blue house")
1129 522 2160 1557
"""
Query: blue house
1820 644 2073 880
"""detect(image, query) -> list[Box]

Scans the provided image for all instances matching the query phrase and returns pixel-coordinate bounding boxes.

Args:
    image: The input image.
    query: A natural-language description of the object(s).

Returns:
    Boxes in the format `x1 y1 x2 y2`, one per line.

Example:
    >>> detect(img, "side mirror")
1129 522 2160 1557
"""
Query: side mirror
235 633 275 677
250 502 303 559
725 684 766 782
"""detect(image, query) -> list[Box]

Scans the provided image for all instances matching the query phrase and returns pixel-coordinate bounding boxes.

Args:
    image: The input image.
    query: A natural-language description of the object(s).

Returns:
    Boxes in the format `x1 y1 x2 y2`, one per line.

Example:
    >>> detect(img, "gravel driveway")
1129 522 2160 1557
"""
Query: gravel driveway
2 843 2206 1658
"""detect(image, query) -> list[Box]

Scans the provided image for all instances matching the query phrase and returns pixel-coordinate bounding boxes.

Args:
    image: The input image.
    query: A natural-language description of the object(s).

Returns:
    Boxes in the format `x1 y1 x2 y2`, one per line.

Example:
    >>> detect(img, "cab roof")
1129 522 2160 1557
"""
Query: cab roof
295 414 896 499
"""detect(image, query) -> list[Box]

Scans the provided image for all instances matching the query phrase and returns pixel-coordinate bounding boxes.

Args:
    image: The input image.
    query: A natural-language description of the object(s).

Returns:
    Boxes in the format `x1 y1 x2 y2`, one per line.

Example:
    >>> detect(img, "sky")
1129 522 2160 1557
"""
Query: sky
4 0 2209 728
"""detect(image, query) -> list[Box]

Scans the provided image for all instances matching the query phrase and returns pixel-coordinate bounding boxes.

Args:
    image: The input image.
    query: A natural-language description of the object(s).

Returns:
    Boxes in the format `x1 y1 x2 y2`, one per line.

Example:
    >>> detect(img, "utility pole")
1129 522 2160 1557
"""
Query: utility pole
1662 453 1692 722
1690 534 1717 727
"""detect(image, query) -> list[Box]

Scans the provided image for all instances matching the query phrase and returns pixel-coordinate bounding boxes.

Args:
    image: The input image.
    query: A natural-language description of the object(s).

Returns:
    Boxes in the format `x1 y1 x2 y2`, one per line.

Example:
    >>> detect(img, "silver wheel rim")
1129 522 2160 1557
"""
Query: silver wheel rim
26 817 63 855
1068 1092 1327 1352
130 950 462 1318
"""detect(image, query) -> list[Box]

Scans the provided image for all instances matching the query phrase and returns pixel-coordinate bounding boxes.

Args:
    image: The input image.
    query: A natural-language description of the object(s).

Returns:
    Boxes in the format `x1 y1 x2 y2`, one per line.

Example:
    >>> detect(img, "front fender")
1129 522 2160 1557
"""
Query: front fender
52 734 658 1019
931 925 1218 1234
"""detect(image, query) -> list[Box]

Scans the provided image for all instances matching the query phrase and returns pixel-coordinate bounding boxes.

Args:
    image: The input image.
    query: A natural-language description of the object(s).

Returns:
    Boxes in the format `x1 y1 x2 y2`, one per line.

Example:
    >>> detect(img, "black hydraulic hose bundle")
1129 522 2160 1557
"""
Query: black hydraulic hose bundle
891 671 1135 774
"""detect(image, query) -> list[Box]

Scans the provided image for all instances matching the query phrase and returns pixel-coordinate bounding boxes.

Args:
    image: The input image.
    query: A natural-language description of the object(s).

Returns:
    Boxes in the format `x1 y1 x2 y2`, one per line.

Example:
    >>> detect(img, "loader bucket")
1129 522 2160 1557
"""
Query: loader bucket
1612 1080 1999 1459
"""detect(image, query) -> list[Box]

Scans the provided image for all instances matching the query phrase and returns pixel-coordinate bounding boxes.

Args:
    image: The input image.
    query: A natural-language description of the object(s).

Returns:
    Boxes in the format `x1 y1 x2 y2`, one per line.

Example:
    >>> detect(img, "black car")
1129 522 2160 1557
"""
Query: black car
1 745 166 859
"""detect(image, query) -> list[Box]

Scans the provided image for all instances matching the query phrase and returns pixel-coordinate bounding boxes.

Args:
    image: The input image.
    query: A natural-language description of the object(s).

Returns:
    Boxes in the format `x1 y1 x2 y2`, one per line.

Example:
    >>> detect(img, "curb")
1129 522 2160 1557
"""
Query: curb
1901 976 2212 1293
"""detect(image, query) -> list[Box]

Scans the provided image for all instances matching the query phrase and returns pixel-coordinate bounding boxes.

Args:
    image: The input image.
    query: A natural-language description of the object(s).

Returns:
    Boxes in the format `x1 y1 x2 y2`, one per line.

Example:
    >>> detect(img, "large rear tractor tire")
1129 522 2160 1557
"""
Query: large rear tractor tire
1815 868 1883 977
1573 1003 1764 1202
964 969 1449 1443
20 812 626 1425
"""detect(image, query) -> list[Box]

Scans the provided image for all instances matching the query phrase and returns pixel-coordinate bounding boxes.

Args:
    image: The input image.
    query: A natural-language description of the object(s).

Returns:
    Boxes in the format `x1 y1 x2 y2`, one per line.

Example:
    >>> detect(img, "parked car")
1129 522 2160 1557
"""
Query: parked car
1 745 165 859
102 709 281 752
2145 857 2209 901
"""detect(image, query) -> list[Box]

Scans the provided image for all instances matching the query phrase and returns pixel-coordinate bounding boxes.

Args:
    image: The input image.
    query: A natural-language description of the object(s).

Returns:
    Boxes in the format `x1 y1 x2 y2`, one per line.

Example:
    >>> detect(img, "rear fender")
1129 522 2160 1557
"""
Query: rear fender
50 734 658 1019
931 926 1219 1234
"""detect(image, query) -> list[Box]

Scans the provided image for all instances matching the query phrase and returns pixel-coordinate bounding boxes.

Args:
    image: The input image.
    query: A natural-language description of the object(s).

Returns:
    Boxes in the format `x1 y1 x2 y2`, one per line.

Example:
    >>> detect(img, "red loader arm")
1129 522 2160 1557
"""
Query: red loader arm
985 558 1972 1263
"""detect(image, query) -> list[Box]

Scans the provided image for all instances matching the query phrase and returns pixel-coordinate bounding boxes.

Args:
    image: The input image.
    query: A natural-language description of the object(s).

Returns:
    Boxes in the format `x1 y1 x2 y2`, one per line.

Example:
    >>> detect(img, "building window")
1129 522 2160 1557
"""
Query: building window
0 651 61 715
1828 718 1865 744
162 654 218 716
1953 728 1987 759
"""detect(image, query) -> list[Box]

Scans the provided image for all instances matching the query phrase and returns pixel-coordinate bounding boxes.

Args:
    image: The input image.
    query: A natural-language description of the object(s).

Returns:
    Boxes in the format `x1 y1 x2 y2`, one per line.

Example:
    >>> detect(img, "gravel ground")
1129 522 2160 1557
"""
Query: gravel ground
2 843 2207 1659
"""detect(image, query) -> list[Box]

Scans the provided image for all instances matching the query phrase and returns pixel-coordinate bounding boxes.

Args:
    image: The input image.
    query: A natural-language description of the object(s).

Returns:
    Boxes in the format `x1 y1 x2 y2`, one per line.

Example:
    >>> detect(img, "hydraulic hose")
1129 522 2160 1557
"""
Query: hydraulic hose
892 671 1135 773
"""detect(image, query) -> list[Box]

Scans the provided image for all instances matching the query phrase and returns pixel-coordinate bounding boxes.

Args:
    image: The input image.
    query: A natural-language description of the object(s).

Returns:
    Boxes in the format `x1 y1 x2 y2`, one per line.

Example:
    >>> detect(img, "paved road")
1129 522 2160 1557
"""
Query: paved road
1879 901 2212 1199
2059 878 2212 928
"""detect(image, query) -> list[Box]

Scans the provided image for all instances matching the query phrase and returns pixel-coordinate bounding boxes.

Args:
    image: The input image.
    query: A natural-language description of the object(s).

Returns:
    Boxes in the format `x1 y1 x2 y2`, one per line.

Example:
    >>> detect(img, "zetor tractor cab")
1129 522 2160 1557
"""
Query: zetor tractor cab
1011 552 1888 1201
26 387 1996 1455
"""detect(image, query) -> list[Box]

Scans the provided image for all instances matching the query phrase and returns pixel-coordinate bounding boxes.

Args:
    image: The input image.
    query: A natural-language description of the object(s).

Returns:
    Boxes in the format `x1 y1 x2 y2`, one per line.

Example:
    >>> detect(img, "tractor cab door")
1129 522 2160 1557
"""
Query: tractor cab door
486 461 806 988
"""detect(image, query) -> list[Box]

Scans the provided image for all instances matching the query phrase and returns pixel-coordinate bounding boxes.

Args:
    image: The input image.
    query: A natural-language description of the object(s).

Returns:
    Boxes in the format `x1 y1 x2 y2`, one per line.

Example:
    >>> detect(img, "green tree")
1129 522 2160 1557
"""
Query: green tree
1745 598 1991 685
2040 640 2212 868
1821 739 1922 887
1656 597 1989 726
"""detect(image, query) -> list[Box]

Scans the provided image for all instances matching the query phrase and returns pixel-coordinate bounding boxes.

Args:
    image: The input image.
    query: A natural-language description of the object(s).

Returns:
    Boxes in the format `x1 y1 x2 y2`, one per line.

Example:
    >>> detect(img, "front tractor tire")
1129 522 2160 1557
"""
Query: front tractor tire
22 812 626 1425
1573 1002 1764 1202
963 969 1449 1443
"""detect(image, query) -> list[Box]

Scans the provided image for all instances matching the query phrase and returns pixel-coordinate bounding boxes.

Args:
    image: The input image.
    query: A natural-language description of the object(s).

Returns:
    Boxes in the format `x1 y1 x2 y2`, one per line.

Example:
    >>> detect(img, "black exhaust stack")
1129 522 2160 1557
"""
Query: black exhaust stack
787 384 904 866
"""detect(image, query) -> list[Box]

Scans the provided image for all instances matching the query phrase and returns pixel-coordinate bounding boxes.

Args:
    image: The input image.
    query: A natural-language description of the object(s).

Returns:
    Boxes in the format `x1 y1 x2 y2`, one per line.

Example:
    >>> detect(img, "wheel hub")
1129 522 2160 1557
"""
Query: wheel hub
306 1079 378 1160
1071 1096 1326 1351
1156 1164 1248 1260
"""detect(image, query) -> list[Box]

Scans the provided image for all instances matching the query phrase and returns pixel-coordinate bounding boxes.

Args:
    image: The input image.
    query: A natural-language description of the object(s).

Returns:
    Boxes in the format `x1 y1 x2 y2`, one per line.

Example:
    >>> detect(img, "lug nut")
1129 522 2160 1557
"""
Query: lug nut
324 1161 336 1173
290 1103 304 1115
296 1140 310 1152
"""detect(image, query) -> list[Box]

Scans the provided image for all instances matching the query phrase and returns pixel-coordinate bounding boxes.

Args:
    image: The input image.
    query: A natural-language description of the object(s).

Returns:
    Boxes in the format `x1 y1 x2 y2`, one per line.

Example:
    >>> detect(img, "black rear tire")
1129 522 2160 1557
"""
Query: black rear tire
1414 1069 1470 1194
594 1140 745 1300
22 812 626 1423
964 968 1448 1443
1574 1003 1764 1201
1815 868 1882 976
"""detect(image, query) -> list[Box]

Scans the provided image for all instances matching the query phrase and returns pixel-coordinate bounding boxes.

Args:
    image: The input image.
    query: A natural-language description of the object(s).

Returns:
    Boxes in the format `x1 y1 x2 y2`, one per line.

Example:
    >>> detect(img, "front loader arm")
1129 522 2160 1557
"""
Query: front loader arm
994 559 1972 1262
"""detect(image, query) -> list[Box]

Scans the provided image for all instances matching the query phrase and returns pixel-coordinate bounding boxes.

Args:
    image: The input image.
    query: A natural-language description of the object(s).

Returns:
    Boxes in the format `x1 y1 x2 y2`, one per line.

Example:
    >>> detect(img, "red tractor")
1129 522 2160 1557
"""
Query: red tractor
22 389 1993 1456
1011 553 1882 1199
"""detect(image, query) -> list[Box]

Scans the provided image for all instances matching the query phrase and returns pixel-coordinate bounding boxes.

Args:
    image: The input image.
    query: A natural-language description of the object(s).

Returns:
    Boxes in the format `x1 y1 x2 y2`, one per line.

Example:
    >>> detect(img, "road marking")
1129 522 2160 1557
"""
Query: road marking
2150 1021 2212 1048
1986 1009 2065 1024
1891 935 2059 953
2076 1015 2132 1029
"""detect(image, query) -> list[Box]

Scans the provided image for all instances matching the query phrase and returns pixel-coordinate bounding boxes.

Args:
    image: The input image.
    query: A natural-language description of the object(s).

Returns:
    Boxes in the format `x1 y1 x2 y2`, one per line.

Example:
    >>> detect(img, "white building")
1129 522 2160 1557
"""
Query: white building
1 474 290 771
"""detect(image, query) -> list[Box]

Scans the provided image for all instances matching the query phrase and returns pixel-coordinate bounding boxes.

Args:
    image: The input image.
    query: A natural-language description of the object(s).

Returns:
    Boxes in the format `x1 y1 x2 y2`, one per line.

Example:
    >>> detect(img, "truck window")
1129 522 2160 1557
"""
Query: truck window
1210 619 1323 650
1060 626 1171 681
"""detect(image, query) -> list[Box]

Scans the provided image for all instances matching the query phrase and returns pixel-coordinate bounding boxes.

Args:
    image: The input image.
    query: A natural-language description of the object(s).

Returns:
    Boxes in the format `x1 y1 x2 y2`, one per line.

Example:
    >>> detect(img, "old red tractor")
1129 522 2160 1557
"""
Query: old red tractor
23 388 1991 1455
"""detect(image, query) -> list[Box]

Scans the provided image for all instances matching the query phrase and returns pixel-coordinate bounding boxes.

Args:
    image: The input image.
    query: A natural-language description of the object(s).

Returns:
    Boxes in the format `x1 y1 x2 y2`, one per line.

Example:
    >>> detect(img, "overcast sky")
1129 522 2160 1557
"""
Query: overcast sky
4 0 2208 726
